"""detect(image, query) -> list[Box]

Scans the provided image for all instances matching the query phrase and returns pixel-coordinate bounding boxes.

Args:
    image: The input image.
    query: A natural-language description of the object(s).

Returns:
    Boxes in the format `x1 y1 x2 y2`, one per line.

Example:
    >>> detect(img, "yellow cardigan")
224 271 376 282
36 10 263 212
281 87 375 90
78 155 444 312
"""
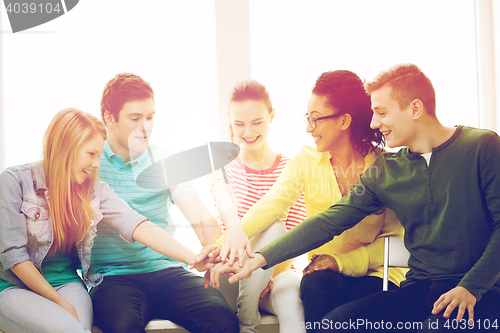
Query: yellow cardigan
226 145 406 286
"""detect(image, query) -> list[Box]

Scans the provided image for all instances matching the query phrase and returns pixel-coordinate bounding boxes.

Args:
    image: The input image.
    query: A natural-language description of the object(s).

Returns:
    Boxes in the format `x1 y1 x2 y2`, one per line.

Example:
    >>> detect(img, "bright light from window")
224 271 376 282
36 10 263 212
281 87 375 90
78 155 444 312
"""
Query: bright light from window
2 0 218 167
249 0 478 156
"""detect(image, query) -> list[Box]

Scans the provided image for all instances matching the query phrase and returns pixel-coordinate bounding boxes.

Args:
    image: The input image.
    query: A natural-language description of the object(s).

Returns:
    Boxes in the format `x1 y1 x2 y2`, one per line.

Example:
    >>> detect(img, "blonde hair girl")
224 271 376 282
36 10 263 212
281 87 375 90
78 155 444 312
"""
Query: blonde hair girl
0 108 214 333
43 108 106 256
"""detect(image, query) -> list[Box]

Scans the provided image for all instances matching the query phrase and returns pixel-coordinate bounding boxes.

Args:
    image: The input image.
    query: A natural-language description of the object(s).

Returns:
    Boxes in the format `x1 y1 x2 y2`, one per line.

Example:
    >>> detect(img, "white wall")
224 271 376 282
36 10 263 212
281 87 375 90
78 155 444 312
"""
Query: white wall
1 0 218 169
490 0 500 131
476 0 499 132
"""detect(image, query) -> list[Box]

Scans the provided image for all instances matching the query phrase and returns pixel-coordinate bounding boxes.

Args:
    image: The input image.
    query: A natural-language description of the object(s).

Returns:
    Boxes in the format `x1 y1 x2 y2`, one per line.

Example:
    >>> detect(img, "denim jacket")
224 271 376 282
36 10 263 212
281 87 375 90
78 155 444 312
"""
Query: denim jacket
0 162 146 288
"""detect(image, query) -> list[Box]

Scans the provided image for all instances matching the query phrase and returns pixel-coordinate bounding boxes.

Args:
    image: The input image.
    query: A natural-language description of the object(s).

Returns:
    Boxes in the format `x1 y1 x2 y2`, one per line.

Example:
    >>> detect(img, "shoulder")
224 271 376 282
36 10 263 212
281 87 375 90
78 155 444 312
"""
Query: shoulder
0 162 38 198
0 167 20 186
1 162 36 183
301 145 320 156
92 178 121 202
441 126 500 159
295 145 325 163
92 178 108 196
278 153 289 163
456 126 499 145
3 162 35 174
364 146 383 166
369 148 408 171
272 153 289 170
93 178 107 189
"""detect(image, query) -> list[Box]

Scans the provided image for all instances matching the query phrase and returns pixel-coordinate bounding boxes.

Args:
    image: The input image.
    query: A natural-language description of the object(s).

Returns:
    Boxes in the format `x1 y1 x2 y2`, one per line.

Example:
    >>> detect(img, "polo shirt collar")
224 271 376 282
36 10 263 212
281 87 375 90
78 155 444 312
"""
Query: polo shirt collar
403 125 462 158
103 140 152 168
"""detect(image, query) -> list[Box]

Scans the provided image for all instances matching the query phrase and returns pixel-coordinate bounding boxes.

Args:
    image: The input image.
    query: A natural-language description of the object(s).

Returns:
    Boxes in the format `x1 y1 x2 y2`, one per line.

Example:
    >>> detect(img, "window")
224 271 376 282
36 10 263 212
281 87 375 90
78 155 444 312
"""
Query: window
1 1 218 252
249 0 478 156
1 0 218 168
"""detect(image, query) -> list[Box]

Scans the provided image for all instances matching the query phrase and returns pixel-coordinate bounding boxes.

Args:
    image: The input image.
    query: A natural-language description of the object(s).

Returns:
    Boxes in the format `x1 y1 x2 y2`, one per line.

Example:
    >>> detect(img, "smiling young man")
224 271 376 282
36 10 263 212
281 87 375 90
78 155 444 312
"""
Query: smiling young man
207 64 500 332
90 73 238 333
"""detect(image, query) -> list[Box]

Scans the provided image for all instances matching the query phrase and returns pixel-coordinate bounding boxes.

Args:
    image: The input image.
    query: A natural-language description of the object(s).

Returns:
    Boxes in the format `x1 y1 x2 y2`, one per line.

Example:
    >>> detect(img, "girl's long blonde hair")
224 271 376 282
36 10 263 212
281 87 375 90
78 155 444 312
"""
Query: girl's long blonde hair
43 108 107 255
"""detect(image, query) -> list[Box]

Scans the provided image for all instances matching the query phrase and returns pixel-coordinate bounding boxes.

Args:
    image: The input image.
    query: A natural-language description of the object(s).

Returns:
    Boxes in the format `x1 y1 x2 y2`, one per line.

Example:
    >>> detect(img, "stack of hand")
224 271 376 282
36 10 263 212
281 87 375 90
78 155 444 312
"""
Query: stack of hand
190 245 342 289
190 244 267 289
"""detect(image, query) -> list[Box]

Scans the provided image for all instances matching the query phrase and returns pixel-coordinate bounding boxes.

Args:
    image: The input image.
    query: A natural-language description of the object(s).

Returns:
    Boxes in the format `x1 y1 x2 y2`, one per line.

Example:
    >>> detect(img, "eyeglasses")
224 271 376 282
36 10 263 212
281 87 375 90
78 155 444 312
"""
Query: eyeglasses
303 113 343 128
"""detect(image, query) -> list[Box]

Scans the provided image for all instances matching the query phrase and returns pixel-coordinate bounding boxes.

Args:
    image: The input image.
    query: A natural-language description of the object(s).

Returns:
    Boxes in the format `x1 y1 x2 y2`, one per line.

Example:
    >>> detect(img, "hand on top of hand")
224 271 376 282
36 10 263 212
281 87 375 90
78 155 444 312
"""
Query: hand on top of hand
303 254 339 276
204 253 268 288
190 244 222 272
220 224 253 267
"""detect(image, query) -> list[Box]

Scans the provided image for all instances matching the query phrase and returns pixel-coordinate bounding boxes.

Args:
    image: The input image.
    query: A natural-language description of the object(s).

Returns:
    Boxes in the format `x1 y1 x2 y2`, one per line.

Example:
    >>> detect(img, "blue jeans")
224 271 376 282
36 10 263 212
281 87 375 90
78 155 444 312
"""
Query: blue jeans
300 271 397 333
320 279 500 332
0 281 92 333
90 266 238 333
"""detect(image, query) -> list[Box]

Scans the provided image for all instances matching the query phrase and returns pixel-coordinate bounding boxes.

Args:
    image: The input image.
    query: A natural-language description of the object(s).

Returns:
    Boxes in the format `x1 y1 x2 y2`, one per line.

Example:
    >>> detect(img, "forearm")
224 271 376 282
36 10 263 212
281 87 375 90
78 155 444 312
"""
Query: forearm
458 226 500 301
174 195 221 246
258 214 335 269
334 217 403 276
10 261 68 306
247 253 267 272
259 202 372 269
225 252 268 285
219 204 249 245
202 224 223 246
241 181 301 240
133 221 197 264
240 154 306 240
192 218 222 246
328 237 385 277
219 204 241 230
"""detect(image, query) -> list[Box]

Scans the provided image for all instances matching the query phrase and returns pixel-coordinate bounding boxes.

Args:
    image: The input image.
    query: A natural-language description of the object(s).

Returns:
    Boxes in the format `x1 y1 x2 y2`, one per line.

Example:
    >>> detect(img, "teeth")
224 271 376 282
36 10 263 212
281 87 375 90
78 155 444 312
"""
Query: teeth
313 136 321 143
83 169 91 174
244 137 257 142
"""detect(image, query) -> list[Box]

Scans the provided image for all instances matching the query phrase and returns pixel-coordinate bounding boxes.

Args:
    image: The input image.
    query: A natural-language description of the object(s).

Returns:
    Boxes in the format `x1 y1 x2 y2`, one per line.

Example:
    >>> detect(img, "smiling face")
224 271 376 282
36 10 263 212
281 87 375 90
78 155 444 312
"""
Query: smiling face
306 93 345 153
370 85 414 148
105 98 155 163
73 134 105 184
229 100 274 152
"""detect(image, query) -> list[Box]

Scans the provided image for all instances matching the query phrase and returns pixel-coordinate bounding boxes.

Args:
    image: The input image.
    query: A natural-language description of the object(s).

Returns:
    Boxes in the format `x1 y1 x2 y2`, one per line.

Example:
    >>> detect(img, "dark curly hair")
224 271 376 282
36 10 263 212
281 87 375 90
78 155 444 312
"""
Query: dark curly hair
312 70 385 156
